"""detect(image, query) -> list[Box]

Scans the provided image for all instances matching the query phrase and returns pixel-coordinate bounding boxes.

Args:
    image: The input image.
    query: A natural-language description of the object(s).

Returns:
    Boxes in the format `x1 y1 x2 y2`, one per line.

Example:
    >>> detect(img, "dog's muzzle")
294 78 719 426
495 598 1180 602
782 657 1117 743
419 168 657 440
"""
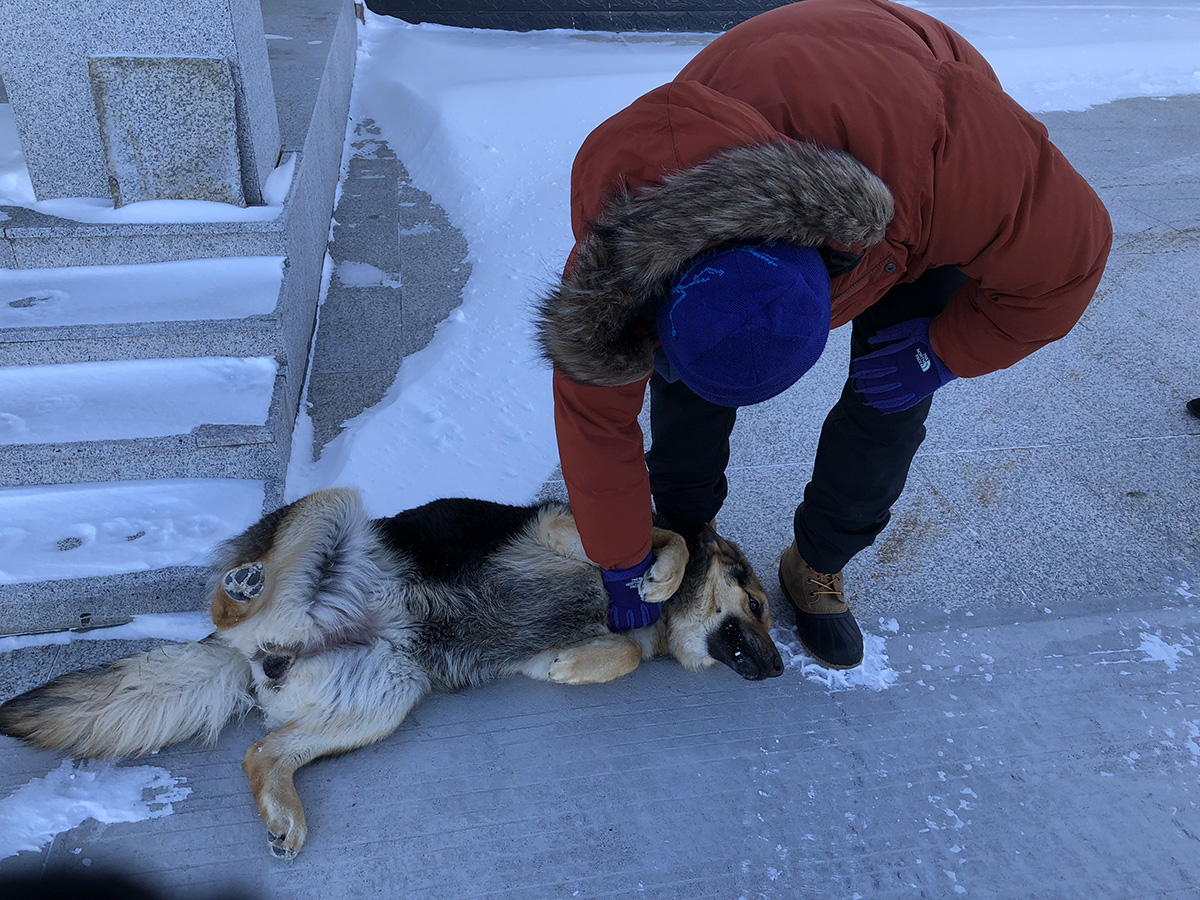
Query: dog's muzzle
706 616 785 680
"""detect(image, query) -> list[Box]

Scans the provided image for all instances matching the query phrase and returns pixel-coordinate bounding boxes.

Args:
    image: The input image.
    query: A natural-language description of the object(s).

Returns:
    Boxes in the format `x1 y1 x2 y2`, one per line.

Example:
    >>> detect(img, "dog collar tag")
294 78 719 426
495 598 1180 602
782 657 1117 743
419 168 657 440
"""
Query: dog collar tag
224 562 265 601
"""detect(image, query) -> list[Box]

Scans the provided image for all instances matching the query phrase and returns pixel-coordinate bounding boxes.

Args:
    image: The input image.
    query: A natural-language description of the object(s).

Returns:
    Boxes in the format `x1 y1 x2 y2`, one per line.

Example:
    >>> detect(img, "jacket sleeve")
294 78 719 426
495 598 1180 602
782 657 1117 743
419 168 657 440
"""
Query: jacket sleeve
925 61 1113 377
553 368 654 570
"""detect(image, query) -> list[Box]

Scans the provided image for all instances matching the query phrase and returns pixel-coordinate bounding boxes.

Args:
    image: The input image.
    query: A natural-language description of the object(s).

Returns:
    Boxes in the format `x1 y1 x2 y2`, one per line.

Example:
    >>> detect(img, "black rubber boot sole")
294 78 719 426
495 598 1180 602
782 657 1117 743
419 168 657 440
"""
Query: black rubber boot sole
779 571 865 670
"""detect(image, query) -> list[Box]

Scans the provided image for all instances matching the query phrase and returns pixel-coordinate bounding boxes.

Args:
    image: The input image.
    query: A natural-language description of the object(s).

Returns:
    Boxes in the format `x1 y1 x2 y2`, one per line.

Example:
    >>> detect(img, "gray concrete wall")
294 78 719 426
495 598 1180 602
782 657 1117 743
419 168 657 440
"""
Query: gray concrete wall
0 0 279 203
267 0 360 464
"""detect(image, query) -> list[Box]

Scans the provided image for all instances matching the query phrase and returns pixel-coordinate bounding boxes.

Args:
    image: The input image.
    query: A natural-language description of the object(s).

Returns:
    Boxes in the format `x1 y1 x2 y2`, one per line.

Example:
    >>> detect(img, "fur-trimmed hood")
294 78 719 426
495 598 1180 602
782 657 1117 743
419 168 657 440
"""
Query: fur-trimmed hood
536 139 894 387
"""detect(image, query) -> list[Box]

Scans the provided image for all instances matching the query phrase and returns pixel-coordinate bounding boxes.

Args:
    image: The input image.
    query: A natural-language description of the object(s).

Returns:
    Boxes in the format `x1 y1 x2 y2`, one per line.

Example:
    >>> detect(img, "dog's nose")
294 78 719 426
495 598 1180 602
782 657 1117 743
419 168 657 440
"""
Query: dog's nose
768 653 785 678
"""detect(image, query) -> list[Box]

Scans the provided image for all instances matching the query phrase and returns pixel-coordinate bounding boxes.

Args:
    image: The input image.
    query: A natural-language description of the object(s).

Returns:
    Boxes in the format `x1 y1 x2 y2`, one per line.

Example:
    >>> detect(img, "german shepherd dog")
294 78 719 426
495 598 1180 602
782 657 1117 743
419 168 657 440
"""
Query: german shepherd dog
0 488 783 859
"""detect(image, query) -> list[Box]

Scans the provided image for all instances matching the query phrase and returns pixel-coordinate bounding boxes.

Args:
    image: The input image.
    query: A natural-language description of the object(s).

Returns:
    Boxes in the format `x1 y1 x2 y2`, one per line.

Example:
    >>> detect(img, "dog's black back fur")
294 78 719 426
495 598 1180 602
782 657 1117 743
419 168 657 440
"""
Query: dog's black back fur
372 498 542 581
369 498 610 690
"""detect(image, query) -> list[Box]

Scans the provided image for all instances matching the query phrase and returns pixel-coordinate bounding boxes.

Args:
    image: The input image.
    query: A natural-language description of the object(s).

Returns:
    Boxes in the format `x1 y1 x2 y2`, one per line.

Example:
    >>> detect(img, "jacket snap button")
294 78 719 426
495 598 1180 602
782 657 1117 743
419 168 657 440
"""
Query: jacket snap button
884 263 897 272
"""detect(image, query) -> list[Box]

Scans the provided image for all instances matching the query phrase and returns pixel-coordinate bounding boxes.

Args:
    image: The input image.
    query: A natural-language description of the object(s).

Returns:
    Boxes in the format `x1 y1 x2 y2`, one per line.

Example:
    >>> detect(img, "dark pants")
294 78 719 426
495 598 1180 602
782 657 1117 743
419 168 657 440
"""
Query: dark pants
646 266 967 574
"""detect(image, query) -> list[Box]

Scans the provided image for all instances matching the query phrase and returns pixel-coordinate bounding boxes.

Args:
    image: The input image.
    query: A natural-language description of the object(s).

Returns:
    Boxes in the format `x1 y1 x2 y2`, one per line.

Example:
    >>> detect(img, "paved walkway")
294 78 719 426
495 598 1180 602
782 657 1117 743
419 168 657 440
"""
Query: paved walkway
2 84 1199 898
306 116 469 454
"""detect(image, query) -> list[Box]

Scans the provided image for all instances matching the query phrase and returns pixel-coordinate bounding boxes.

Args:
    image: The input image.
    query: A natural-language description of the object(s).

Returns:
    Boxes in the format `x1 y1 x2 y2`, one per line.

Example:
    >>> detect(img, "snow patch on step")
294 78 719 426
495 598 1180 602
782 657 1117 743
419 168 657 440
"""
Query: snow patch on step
0 257 284 328
0 357 278 445
0 479 264 584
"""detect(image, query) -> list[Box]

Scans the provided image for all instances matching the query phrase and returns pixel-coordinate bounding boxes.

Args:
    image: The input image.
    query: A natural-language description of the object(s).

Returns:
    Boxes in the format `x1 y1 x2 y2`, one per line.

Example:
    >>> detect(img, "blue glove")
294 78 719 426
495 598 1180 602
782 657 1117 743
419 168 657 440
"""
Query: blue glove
602 551 662 632
849 317 957 413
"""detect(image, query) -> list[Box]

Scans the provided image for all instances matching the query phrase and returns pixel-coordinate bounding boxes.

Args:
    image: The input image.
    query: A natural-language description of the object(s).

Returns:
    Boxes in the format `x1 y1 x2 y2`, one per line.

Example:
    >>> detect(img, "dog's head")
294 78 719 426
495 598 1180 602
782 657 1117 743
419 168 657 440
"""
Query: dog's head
666 526 784 681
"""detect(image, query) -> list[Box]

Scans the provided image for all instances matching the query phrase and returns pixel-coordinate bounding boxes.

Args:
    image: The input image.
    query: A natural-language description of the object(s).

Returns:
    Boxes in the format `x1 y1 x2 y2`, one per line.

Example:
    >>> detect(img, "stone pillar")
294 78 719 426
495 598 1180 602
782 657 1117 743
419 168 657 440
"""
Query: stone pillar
0 0 281 206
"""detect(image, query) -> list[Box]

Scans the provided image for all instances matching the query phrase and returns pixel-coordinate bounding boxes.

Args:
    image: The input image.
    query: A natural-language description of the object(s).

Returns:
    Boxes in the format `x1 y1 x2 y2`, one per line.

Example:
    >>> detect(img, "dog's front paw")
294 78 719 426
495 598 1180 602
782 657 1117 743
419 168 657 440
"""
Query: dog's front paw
548 635 643 684
642 528 688 603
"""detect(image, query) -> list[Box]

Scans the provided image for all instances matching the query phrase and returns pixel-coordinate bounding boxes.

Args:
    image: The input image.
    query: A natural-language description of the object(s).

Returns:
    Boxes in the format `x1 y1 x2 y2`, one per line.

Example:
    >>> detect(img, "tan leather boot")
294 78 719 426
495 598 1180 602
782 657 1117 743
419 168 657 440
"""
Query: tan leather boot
778 542 864 669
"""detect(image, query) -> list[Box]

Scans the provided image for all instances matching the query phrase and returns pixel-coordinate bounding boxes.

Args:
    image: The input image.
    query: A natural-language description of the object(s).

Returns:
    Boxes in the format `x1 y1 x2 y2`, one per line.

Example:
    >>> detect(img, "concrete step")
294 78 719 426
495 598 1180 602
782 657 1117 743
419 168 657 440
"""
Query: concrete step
0 259 294 504
0 256 286 364
0 0 356 631
0 478 265 634
0 356 289 501
0 356 279 444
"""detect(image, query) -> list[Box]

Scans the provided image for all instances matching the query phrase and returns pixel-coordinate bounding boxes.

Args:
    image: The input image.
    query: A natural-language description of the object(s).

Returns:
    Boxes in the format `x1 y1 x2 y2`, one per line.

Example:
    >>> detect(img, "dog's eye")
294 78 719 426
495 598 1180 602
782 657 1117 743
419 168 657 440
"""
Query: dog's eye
748 597 763 618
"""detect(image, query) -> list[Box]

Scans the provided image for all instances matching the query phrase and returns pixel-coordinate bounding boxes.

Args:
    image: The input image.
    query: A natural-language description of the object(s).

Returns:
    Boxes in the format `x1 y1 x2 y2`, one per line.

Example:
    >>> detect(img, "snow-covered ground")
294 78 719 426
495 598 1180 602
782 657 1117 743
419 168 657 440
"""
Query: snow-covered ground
1 0 1199 865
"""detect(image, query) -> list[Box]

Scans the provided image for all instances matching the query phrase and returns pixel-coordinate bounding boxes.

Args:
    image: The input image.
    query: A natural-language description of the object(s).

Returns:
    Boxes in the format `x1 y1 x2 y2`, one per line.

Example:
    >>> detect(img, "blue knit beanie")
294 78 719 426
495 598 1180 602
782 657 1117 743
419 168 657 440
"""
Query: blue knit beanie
657 242 831 407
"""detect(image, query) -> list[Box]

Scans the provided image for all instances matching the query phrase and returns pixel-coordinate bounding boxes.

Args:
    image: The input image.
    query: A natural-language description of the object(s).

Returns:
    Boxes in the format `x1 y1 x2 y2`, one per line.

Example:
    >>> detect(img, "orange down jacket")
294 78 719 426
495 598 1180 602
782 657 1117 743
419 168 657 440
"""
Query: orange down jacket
535 0 1113 569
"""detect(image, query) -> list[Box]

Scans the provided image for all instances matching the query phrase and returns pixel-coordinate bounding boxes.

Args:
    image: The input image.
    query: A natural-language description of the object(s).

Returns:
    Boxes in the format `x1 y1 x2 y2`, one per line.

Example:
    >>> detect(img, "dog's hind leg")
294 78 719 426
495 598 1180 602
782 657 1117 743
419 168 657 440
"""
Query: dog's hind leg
518 634 643 685
243 721 370 860
244 646 429 859
244 703 422 859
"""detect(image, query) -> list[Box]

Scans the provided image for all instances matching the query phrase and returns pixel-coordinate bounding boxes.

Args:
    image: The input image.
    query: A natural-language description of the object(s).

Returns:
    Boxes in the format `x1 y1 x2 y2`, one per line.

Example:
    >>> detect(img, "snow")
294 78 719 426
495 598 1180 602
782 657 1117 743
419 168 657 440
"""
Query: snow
0 104 30 210
0 479 264 585
0 759 191 860
772 629 901 692
0 151 296 223
0 257 283 327
1138 631 1196 672
283 22 709 511
0 611 212 653
0 356 277 445
906 1 1200 111
335 259 398 288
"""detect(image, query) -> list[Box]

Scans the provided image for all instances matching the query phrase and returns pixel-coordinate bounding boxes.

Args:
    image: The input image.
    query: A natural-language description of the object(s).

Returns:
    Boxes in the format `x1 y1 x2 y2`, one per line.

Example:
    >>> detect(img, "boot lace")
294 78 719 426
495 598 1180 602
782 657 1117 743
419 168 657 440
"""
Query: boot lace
805 572 843 599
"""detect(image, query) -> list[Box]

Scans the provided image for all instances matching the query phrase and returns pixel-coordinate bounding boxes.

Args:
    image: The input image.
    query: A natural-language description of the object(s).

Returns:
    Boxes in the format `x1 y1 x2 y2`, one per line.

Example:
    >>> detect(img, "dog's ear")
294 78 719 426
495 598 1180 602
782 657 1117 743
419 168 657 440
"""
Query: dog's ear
676 521 718 560
700 522 742 558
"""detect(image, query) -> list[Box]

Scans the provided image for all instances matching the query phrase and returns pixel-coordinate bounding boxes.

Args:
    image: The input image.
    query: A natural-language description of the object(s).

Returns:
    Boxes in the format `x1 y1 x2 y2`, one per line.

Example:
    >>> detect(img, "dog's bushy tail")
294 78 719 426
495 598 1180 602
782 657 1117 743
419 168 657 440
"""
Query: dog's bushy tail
0 636 252 758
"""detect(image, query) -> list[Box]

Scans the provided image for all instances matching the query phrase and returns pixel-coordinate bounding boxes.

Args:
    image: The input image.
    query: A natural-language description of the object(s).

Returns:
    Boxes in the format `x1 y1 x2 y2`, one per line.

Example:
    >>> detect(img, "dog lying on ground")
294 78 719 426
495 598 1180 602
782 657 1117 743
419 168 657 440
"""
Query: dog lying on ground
0 488 783 859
